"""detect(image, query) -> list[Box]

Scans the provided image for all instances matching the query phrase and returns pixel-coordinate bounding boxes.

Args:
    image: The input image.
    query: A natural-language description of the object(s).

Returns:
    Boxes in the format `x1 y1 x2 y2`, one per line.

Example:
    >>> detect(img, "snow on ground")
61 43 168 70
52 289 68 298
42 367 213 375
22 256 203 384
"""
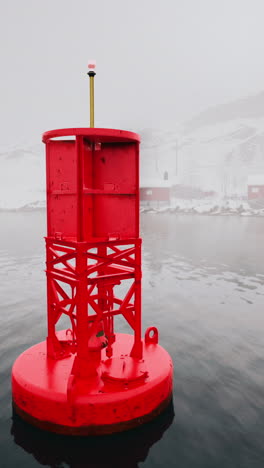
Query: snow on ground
141 198 264 216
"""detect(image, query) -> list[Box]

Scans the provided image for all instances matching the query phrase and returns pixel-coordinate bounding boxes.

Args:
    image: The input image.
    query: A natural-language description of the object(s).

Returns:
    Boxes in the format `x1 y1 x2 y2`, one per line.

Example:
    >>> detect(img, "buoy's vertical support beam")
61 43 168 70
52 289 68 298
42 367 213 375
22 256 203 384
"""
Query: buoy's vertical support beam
76 136 84 242
71 242 91 378
88 70 96 128
46 238 59 358
97 245 114 357
130 238 143 359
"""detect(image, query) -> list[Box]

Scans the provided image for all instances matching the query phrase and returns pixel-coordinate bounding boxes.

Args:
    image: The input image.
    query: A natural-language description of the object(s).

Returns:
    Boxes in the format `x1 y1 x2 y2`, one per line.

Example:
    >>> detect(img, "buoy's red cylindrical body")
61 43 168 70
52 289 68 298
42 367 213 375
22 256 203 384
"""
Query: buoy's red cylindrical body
12 128 173 434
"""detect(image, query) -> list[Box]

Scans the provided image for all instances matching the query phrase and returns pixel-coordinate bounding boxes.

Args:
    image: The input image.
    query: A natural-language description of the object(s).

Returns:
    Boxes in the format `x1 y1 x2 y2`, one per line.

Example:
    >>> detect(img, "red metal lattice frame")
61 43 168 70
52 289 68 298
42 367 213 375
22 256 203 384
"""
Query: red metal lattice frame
46 237 142 376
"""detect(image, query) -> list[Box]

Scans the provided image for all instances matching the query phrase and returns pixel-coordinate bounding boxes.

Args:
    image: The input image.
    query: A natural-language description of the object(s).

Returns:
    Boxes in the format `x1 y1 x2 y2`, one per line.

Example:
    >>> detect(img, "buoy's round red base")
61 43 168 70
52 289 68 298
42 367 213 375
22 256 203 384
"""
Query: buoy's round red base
12 332 173 435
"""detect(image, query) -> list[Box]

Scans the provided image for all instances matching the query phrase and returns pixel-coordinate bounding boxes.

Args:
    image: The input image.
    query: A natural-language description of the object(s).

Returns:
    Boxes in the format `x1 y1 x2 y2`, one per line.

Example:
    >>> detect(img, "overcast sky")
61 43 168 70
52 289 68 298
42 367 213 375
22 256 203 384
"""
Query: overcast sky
1 0 264 146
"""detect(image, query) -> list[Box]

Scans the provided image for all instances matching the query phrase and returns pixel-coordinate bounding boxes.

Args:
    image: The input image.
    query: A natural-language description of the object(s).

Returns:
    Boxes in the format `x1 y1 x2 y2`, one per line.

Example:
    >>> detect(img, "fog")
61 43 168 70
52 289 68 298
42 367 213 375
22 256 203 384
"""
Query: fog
2 0 264 146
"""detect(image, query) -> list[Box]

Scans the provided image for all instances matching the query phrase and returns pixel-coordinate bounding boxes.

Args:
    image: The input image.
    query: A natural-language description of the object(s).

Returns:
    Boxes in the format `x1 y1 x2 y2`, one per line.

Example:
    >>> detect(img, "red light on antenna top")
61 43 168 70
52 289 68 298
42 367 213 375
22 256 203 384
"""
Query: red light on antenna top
11 67 173 435
88 60 96 69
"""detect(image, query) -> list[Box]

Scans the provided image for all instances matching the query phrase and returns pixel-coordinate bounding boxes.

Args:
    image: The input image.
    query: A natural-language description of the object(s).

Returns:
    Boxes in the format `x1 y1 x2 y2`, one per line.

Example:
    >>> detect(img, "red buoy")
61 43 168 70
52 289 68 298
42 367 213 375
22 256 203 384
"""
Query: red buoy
12 71 173 435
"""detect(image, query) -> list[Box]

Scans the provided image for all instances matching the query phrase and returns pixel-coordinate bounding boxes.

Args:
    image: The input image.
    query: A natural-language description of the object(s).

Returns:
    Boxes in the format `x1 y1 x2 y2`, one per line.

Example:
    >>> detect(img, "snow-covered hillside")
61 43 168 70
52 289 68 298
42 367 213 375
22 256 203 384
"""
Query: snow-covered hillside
178 117 264 196
0 143 45 210
141 93 264 197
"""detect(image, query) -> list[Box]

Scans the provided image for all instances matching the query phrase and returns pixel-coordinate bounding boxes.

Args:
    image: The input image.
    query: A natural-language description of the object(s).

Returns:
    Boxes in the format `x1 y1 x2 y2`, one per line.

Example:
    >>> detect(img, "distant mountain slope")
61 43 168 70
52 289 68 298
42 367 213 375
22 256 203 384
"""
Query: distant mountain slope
185 91 264 132
0 143 45 209
141 91 264 197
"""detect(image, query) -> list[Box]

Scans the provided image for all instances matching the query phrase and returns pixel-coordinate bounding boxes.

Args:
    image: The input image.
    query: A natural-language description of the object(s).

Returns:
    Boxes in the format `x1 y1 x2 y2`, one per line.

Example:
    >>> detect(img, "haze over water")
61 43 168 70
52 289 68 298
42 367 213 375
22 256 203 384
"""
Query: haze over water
0 211 263 467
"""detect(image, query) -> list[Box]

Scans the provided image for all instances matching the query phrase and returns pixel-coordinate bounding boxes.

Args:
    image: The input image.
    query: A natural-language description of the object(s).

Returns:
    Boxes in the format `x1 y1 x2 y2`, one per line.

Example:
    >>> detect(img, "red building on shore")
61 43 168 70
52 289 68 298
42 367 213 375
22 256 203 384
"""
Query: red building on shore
140 179 171 207
247 175 264 199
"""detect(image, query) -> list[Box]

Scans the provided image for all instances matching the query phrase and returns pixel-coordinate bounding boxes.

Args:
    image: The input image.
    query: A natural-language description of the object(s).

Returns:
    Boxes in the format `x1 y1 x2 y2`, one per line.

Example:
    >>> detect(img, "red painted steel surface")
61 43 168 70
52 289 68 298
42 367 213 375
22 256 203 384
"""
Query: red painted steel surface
42 128 140 144
44 128 140 241
12 332 173 435
12 127 173 434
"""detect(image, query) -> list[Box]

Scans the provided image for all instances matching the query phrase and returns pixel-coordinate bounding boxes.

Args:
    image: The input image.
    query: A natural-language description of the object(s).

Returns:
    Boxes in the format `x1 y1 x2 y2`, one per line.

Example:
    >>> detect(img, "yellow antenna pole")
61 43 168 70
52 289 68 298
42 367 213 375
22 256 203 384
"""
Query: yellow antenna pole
87 62 96 128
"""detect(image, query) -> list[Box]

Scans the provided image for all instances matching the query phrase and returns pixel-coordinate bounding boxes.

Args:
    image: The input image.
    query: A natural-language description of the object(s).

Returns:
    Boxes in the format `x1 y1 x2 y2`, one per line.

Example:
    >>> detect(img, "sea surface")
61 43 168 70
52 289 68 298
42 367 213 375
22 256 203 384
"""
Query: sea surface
0 211 264 467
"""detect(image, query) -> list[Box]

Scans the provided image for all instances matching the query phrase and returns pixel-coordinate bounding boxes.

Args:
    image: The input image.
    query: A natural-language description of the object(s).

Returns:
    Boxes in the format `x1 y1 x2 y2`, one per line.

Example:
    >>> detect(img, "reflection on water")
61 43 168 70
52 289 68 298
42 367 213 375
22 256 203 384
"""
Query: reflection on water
11 402 174 468
1 212 264 467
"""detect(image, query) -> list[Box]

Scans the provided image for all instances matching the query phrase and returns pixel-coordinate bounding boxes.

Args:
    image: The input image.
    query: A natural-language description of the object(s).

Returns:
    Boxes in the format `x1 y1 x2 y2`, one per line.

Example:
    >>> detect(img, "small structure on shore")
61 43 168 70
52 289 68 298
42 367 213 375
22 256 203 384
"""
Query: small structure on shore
247 174 264 209
140 179 171 208
247 174 264 200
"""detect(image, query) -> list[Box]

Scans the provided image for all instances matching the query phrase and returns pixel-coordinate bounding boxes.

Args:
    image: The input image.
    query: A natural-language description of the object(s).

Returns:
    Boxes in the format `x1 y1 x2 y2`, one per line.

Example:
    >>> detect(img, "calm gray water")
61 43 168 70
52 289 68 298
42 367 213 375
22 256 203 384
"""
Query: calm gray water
0 212 264 467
